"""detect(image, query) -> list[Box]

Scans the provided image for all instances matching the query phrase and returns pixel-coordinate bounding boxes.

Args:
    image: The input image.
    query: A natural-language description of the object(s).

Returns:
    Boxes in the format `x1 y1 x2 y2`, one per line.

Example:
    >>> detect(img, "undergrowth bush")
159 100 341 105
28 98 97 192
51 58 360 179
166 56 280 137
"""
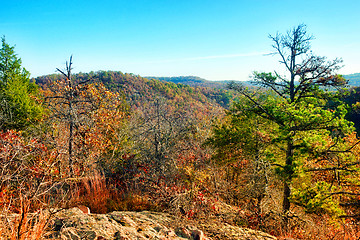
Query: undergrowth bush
1 126 359 239
0 130 61 239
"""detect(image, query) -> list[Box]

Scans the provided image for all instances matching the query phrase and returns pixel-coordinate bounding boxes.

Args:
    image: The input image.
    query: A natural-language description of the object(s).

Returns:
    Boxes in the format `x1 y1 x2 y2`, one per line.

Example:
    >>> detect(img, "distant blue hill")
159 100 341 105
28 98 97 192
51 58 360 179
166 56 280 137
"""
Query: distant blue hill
148 73 360 88
344 73 360 87
145 76 249 88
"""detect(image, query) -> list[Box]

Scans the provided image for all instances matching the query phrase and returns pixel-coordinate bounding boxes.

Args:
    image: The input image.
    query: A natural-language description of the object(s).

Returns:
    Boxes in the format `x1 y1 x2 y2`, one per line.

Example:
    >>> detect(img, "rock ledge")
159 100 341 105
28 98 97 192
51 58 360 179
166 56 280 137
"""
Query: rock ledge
46 207 276 240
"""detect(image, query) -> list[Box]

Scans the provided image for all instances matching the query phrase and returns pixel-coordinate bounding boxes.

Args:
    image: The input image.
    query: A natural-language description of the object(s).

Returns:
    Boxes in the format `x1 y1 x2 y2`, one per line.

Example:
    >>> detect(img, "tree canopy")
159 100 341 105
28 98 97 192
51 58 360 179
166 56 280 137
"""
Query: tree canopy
214 24 360 221
0 37 43 130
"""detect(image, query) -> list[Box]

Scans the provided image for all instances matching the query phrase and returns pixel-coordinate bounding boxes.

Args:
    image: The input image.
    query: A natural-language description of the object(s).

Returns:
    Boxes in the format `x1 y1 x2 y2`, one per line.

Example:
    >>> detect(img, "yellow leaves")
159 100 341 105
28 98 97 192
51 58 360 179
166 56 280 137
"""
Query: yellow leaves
45 78 129 175
182 165 211 186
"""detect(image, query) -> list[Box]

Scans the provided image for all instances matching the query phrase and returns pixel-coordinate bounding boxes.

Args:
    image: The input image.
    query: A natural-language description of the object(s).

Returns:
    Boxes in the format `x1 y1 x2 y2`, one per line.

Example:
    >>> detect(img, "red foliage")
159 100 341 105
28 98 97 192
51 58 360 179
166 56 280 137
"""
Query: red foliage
0 130 59 212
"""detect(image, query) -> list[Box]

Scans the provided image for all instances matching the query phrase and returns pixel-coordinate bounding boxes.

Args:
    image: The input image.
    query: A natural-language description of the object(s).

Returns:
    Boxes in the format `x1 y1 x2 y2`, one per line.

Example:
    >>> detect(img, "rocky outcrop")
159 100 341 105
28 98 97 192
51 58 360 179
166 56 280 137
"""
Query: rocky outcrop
46 207 277 240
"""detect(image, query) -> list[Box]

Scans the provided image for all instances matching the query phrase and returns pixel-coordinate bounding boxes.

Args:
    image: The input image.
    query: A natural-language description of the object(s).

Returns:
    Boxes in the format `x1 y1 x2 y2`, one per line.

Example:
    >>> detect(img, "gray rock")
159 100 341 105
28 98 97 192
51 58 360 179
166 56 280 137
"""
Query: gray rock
45 208 276 240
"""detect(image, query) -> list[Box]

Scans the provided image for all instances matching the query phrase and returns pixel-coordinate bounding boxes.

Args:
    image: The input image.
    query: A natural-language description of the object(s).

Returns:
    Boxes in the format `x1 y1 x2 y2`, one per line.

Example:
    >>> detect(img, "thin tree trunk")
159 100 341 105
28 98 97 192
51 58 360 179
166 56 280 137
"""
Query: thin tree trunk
69 117 73 175
282 181 291 219
282 138 294 224
68 61 74 176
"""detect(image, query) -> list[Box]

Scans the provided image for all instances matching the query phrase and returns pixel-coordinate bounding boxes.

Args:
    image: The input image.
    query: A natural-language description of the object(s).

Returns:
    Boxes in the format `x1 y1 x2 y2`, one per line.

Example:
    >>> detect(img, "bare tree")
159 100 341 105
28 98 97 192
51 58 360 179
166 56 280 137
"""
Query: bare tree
133 97 195 180
45 57 96 175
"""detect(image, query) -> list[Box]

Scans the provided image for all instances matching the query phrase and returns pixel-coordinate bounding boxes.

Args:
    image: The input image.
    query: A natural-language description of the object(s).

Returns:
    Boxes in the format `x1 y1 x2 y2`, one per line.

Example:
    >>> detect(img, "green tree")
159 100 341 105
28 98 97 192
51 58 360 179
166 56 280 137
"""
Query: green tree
227 24 357 221
0 37 43 130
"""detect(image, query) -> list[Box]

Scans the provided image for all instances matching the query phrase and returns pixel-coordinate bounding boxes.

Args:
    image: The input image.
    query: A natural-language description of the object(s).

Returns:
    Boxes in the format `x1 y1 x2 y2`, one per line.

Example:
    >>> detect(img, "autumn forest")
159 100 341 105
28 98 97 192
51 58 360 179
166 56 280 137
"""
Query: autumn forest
1 25 360 239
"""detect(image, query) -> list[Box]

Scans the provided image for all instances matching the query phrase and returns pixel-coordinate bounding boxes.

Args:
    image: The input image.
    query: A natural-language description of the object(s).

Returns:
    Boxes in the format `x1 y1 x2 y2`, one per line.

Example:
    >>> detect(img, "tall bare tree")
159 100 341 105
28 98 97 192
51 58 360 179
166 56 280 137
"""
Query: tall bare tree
45 57 96 175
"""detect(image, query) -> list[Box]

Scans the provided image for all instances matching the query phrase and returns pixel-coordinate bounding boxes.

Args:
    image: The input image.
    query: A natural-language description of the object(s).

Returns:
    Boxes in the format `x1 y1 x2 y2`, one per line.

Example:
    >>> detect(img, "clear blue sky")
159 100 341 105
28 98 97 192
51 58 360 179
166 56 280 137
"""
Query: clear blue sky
1 0 359 80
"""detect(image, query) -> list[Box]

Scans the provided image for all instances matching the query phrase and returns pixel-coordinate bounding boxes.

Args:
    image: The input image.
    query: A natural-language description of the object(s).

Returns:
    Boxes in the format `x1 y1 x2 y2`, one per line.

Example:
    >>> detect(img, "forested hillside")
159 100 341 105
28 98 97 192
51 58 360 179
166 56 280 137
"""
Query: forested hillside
36 71 239 109
36 71 360 134
145 75 209 86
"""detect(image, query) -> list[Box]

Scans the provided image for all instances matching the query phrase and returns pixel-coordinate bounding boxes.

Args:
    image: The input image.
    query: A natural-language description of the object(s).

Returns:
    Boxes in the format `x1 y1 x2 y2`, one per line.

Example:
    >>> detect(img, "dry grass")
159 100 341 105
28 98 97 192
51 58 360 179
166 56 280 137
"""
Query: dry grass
0 204 51 240
66 171 110 213
66 171 156 213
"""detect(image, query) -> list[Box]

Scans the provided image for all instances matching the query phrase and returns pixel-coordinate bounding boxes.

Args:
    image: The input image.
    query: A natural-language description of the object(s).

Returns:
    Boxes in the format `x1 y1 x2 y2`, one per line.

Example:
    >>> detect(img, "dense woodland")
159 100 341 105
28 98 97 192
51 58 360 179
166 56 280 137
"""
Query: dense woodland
1 25 360 239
